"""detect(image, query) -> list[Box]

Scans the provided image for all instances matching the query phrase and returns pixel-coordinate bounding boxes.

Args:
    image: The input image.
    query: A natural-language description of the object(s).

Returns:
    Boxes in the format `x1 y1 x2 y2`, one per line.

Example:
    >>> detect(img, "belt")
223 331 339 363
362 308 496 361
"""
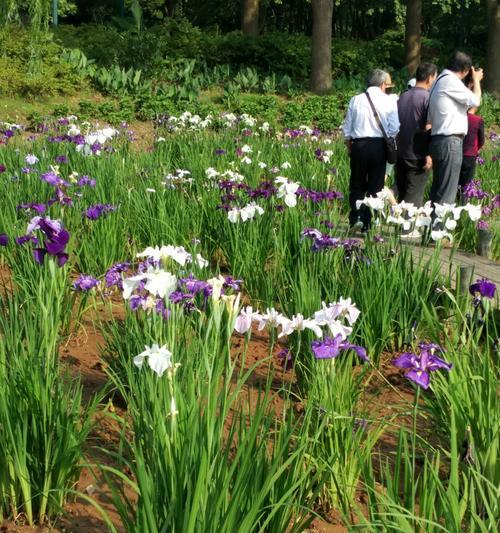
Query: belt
352 137 384 141
431 134 465 139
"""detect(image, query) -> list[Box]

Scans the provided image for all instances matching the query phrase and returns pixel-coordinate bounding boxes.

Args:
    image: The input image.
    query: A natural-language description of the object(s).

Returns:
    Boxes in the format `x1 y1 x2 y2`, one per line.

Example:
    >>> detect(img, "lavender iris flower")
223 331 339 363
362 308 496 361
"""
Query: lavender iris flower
73 274 99 291
311 335 368 362
25 154 39 165
393 348 452 389
469 278 496 299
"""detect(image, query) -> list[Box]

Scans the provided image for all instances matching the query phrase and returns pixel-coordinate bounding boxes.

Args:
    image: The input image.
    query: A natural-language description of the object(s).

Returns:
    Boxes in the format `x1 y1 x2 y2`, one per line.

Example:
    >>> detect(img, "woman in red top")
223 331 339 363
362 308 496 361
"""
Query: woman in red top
459 107 485 192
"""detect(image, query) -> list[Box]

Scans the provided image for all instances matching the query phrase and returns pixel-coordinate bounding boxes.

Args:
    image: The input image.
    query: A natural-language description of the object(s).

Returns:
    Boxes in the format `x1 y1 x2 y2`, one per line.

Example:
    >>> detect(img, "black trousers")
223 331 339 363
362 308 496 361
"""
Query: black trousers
349 138 386 227
459 155 477 189
395 158 429 207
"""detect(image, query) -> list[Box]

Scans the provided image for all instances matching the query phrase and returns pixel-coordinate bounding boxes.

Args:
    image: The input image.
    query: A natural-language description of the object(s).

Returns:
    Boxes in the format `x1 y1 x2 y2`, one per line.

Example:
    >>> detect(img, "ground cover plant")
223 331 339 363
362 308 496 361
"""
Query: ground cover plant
0 112 498 531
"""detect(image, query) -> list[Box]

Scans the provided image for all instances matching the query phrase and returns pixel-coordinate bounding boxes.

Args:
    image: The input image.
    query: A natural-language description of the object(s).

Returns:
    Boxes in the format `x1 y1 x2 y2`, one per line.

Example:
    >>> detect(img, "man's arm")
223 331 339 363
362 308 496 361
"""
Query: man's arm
343 99 354 152
470 68 483 106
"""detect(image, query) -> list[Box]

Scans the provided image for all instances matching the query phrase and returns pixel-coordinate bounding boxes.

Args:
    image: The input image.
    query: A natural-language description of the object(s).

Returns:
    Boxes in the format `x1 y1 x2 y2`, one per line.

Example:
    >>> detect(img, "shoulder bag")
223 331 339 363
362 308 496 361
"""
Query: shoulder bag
365 91 397 164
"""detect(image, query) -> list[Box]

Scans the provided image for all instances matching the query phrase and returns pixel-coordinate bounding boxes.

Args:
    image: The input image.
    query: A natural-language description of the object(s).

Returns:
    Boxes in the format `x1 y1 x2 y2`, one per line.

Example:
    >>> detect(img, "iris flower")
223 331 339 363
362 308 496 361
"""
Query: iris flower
469 278 496 299
311 335 368 362
393 348 452 389
133 344 173 377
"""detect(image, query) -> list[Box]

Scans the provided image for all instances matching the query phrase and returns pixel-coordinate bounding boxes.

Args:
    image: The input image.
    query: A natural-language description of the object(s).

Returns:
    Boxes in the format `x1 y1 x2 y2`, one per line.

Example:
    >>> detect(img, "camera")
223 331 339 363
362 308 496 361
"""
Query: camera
463 66 479 88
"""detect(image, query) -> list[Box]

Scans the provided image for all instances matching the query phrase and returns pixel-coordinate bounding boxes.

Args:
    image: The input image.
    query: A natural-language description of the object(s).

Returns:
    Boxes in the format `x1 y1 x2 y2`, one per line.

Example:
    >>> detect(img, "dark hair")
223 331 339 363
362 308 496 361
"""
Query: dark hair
415 63 437 82
446 51 472 73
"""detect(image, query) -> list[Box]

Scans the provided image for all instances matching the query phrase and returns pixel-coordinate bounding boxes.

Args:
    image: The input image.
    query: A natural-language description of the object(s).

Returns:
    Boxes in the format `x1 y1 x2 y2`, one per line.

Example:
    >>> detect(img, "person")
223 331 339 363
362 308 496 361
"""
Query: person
396 63 438 208
459 106 485 196
343 69 399 231
427 51 483 206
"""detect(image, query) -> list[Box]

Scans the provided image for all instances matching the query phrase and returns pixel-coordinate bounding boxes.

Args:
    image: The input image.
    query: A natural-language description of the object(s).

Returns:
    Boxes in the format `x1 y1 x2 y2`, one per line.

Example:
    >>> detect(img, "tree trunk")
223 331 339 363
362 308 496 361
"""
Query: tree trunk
242 0 260 36
404 0 422 77
311 0 333 94
485 0 500 98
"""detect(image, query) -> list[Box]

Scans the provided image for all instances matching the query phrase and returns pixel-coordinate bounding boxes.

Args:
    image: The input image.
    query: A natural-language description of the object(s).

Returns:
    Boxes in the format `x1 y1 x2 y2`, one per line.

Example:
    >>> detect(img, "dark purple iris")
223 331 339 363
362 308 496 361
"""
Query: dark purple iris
0 234 8 246
0 164 6 173
393 347 452 389
23 217 70 267
277 348 293 370
215 149 226 155
73 274 99 291
55 155 68 164
311 335 368 362
469 278 496 299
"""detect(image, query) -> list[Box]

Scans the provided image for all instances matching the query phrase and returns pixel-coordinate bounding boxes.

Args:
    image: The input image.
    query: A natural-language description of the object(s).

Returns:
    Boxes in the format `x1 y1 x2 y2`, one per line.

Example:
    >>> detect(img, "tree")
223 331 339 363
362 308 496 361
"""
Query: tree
404 0 422 77
485 0 499 98
311 0 333 94
242 0 259 36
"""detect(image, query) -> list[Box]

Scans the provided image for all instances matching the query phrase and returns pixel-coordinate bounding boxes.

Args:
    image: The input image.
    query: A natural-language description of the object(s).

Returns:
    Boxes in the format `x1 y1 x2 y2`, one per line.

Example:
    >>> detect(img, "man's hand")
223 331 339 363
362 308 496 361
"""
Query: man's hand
423 156 432 172
471 68 484 83
345 139 353 155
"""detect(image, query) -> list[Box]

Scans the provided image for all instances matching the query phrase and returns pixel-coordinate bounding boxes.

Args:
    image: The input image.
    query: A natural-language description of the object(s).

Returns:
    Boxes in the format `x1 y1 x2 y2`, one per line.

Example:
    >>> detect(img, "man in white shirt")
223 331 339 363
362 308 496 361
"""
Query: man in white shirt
428 51 483 206
343 69 399 231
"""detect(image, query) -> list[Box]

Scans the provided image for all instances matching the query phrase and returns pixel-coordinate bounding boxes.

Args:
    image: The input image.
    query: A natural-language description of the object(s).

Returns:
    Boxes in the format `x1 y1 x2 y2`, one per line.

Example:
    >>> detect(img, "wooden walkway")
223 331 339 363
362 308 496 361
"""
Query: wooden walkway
407 242 499 289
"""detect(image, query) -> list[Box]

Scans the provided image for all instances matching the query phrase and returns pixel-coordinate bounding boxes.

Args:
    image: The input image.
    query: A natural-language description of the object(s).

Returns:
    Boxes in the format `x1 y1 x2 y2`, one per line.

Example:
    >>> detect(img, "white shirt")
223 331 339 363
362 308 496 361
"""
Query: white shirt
343 86 400 140
428 69 480 136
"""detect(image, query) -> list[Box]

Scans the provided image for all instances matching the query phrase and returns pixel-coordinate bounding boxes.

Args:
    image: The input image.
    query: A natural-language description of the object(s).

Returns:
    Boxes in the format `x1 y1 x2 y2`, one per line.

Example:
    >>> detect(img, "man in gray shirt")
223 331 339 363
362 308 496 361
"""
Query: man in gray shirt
396 63 437 207
428 51 483 206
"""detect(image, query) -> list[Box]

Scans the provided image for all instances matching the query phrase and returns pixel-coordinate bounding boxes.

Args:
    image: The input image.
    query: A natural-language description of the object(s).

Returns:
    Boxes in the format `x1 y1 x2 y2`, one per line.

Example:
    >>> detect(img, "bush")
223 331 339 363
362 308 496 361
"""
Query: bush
0 26 85 98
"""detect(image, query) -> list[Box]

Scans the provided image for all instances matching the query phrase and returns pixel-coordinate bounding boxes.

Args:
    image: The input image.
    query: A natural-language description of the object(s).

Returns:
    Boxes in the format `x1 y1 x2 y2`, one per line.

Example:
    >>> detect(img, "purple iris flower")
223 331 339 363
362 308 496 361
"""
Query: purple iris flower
41 172 61 186
311 335 368 362
55 155 68 164
0 234 8 246
84 204 116 220
16 203 46 214
277 348 293 370
23 217 70 267
393 349 452 389
0 164 6 172
215 149 226 155
77 175 96 187
105 262 130 288
469 278 496 299
477 220 489 230
73 274 99 291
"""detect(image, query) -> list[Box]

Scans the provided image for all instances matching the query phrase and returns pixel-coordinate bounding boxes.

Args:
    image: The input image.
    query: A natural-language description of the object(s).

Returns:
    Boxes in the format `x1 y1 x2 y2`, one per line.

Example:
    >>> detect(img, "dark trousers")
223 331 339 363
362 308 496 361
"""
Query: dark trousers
395 158 429 207
349 138 386 227
459 155 476 189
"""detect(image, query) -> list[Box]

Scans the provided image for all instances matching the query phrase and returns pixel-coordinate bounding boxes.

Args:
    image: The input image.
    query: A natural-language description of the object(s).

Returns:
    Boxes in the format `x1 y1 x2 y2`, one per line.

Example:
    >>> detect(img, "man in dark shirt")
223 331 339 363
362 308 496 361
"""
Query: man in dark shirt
396 63 438 207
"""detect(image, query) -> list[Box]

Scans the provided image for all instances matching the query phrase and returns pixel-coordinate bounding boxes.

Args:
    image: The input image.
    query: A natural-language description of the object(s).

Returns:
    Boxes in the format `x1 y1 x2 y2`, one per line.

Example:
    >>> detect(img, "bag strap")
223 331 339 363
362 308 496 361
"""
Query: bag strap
429 72 449 100
365 91 389 140
424 72 449 125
